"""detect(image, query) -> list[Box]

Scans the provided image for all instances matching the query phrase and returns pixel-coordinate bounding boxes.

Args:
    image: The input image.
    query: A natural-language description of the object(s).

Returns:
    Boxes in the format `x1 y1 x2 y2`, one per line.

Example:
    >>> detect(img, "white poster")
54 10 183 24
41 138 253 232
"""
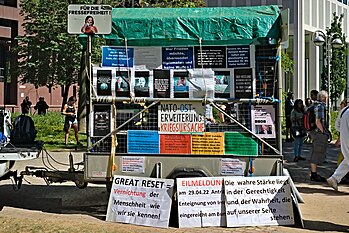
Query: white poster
106 176 174 228
177 177 226 228
220 158 246 176
122 157 145 173
68 5 112 34
251 105 276 138
158 101 205 134
224 176 294 227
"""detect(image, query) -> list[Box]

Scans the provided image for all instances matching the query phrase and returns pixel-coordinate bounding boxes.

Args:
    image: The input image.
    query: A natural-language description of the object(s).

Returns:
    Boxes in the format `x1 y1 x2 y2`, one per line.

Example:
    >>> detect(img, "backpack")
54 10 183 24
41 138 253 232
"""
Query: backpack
303 105 316 131
10 115 37 144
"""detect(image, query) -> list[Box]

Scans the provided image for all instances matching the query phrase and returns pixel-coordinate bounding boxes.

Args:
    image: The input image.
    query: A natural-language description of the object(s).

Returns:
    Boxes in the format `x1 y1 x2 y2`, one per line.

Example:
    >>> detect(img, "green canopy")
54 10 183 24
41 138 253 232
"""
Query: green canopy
79 5 283 47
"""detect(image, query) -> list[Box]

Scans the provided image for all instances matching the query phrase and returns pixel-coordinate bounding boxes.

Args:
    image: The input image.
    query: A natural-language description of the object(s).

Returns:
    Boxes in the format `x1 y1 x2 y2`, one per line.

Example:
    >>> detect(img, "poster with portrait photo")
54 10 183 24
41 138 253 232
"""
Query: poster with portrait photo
173 71 189 98
214 71 230 98
134 71 150 97
115 71 130 97
251 105 276 139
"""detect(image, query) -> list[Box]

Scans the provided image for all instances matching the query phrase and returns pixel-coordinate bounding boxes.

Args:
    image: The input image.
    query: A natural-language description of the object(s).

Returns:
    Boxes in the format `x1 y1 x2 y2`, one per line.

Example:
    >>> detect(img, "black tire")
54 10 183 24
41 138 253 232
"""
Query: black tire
75 180 88 189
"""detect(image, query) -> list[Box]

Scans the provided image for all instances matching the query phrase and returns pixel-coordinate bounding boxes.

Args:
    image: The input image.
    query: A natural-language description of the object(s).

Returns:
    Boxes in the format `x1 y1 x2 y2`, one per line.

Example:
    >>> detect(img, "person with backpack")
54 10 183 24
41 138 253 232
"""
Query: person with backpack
290 99 307 162
62 96 82 146
327 98 349 191
308 90 329 182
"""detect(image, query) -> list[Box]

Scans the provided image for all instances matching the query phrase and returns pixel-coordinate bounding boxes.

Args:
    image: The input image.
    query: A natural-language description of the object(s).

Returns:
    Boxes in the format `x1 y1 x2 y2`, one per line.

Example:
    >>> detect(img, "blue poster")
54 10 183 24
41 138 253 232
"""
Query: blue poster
128 130 159 154
102 46 134 67
162 47 194 69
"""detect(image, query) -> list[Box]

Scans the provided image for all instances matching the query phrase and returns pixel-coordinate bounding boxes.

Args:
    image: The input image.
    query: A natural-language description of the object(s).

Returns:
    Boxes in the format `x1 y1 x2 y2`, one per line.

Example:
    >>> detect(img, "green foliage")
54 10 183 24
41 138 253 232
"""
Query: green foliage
14 0 83 89
281 51 294 76
321 13 347 109
11 112 86 150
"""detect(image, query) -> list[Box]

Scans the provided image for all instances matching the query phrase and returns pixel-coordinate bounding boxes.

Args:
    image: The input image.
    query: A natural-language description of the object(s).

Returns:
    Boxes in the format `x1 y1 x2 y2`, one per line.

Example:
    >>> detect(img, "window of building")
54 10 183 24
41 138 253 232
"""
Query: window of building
0 0 17 7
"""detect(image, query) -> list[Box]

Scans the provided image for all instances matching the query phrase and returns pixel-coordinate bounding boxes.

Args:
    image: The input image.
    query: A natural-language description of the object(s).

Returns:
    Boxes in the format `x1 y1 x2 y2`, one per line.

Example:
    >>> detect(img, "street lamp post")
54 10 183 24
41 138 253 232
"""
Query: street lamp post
312 30 343 131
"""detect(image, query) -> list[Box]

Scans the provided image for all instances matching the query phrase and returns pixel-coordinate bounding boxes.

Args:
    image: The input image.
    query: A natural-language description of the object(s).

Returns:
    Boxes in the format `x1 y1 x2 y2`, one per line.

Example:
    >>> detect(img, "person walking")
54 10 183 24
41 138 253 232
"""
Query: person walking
285 92 294 142
21 96 32 114
62 96 82 146
290 99 307 162
327 98 349 190
34 97 49 115
308 90 329 182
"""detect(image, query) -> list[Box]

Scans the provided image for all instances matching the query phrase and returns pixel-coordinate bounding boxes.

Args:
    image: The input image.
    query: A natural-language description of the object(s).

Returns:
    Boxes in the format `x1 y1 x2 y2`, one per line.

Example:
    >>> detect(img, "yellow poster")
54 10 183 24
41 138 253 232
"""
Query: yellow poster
192 132 224 155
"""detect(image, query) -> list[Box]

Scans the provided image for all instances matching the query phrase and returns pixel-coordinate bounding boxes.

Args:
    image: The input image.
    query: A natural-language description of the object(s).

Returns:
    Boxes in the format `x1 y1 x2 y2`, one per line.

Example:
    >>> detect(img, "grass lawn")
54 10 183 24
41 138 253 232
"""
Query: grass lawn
11 111 87 150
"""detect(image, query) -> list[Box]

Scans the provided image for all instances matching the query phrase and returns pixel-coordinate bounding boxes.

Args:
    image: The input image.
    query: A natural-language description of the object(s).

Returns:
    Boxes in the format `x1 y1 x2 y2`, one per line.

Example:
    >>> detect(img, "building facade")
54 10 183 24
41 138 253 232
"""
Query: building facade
205 0 349 102
0 0 76 112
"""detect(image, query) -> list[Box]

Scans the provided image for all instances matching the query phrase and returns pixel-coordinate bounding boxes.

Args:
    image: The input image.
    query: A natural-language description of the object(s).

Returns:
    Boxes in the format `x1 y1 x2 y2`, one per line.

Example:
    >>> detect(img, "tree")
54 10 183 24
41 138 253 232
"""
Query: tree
14 0 85 109
321 13 347 109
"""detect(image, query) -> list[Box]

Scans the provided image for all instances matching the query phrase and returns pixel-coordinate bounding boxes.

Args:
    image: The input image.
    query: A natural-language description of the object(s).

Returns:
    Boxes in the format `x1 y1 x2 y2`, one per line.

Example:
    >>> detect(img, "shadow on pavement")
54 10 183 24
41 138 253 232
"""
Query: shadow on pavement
0 184 109 220
303 220 349 232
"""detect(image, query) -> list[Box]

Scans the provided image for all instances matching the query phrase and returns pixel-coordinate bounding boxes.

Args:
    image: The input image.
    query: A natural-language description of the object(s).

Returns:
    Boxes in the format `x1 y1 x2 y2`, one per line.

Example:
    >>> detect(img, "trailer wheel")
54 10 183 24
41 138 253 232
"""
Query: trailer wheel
75 180 88 189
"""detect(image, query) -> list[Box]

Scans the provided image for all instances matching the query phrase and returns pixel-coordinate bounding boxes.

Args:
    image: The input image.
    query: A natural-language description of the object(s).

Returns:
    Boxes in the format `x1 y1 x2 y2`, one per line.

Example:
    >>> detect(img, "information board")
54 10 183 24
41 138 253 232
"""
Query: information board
224 132 258 156
177 177 226 228
102 46 134 67
224 176 294 227
234 68 253 98
192 132 224 155
93 105 111 137
106 176 174 228
194 46 226 68
227 46 250 68
158 101 205 134
127 130 159 154
162 47 194 69
160 134 191 154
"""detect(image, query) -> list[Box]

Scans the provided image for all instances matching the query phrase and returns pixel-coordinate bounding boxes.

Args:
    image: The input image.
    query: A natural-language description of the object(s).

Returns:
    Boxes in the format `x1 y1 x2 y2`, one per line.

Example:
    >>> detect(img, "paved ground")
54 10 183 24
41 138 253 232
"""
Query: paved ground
0 141 348 232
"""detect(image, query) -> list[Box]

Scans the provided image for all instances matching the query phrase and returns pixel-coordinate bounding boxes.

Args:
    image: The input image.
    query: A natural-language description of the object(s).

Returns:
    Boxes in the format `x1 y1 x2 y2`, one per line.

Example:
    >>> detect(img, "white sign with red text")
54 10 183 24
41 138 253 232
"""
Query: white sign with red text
177 177 226 228
106 175 174 228
158 101 205 134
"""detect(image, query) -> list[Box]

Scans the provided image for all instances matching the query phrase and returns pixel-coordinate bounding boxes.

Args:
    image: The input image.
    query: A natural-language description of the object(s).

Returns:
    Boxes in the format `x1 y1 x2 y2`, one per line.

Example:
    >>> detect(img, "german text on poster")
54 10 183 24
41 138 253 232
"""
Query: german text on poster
106 176 174 228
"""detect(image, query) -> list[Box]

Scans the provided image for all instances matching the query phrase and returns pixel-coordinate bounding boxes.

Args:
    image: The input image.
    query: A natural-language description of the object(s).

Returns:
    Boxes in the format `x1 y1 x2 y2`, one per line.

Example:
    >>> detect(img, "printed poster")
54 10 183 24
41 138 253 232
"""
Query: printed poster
173 71 189 98
106 175 174 228
192 132 224 155
251 105 276 139
134 71 150 97
177 177 226 228
158 101 205 134
127 130 159 154
160 134 191 154
224 176 294 227
214 71 231 98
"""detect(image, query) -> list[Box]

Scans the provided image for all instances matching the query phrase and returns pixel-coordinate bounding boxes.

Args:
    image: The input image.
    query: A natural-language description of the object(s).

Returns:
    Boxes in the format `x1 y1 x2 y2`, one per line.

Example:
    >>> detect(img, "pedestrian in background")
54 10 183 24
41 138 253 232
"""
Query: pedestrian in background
62 96 82 146
308 90 328 182
34 97 49 115
285 91 294 142
290 99 306 162
20 96 32 114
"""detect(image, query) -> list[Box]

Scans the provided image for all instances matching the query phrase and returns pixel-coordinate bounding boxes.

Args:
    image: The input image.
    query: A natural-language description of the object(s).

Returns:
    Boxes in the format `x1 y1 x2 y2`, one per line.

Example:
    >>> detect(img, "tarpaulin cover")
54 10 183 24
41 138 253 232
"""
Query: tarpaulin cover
79 5 282 46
